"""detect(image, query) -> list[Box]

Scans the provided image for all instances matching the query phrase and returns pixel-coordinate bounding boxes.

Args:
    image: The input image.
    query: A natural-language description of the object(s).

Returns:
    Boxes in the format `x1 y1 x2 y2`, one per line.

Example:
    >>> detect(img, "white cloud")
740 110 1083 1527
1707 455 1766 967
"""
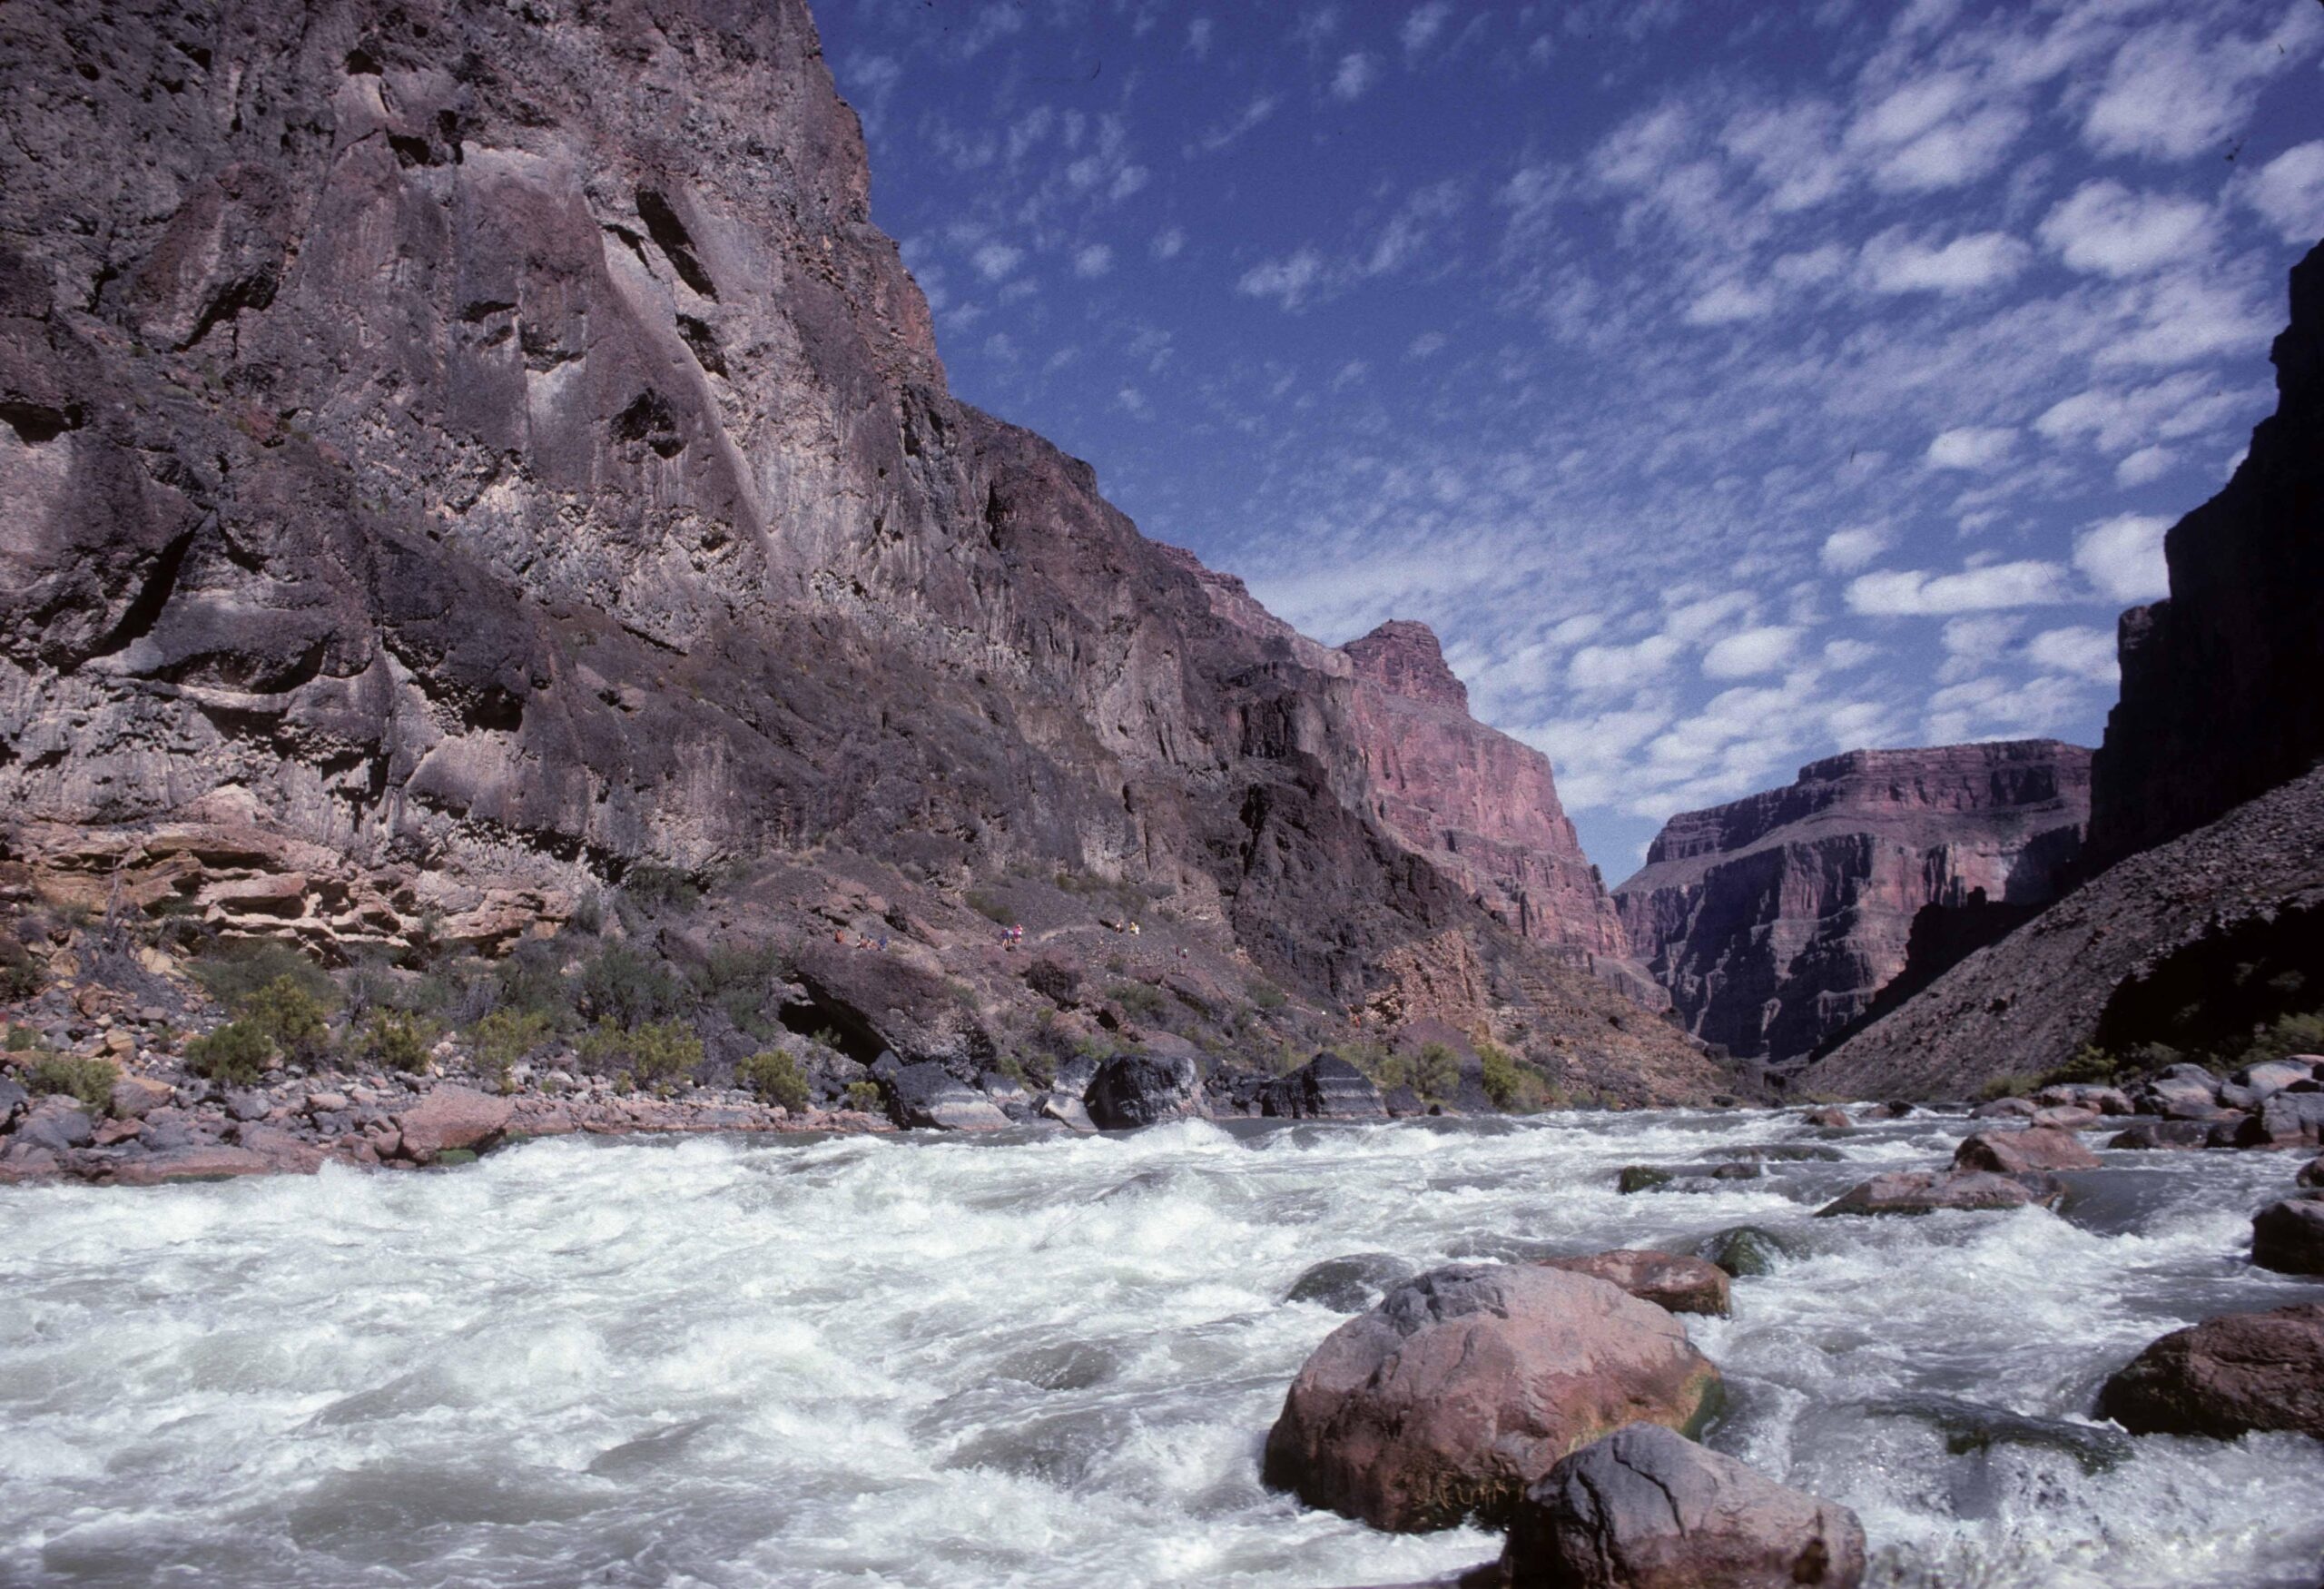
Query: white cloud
1072 243 1114 279
2034 370 2250 456
2115 446 2173 487
1401 1 1453 56
1925 425 2016 470
2241 141 2324 244
1187 17 1213 58
2073 512 2172 602
2083 6 2324 162
1332 52 1380 101
1859 227 2029 294
1846 560 2071 616
1702 625 1799 678
1406 331 1448 359
1195 95 1279 153
1568 633 1683 694
1823 638 1879 669
971 242 1024 281
1819 527 1889 573
1151 227 1186 261
2027 625 2119 683
2038 180 2211 277
1663 591 1753 642
1236 248 1324 310
1683 280 1775 325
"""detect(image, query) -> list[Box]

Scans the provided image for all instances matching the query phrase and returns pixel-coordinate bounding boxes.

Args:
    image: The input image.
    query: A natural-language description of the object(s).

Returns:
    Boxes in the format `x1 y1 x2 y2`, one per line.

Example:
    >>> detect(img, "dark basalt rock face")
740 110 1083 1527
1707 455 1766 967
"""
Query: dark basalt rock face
1260 1052 1386 1120
1614 742 2089 1061
2087 242 2324 869
0 0 1728 1098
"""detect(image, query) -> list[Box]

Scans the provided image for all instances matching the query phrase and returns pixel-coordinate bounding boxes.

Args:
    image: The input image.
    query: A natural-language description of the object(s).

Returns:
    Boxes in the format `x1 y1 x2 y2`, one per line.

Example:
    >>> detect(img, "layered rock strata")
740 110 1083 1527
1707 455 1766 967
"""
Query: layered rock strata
1615 743 2090 1061
0 0 1722 1094
2087 242 2324 867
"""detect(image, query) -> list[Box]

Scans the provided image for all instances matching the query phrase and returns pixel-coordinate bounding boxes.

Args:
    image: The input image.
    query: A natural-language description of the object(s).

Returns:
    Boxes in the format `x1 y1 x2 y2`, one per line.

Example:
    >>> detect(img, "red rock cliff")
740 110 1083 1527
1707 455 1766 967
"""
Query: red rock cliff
1615 741 2090 1061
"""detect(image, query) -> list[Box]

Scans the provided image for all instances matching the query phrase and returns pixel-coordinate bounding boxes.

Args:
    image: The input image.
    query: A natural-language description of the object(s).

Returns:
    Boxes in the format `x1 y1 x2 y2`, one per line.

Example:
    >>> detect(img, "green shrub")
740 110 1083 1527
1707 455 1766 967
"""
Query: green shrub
1478 1043 1541 1111
470 1009 553 1091
575 944 692 1030
192 941 334 1016
1246 979 1288 1012
2042 1045 2119 1087
0 936 44 1002
579 1019 702 1090
360 1010 438 1074
736 1051 811 1110
965 888 1012 924
25 1052 118 1114
1976 1072 2036 1101
187 1021 274 1085
2237 1012 2324 1071
1413 1041 1462 1100
242 975 333 1060
622 864 702 913
842 1080 883 1112
4 1025 32 1052
1106 982 1167 1022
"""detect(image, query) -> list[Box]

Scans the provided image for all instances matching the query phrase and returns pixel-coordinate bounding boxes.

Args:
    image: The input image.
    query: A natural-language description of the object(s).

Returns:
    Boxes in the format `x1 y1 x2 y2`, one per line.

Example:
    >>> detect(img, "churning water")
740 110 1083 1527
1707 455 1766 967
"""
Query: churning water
4 1110 2322 1588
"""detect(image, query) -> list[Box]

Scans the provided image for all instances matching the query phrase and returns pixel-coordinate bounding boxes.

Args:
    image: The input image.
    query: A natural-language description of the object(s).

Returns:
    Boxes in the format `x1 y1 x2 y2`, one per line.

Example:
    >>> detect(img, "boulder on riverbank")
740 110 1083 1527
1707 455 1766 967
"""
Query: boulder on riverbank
2252 1195 2324 1275
1261 1053 1387 1120
881 1062 1010 1131
1538 1249 1732 1317
1502 1424 1866 1589
1084 1051 1201 1130
1817 1170 2062 1218
1952 1125 2100 1174
2106 1119 2211 1150
1262 1264 1722 1532
392 1085 515 1165
2096 1303 2324 1439
2232 1091 2324 1150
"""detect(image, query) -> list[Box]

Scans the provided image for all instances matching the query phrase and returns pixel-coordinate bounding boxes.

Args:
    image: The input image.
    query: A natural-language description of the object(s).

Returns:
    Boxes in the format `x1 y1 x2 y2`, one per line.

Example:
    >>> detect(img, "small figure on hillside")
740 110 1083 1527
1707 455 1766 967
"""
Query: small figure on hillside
1128 921 1141 937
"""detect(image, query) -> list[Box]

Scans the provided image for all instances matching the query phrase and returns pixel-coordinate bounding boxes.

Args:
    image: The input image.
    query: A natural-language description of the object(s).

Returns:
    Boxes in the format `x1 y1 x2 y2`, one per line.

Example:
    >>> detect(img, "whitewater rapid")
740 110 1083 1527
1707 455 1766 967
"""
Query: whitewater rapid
3 1110 2321 1588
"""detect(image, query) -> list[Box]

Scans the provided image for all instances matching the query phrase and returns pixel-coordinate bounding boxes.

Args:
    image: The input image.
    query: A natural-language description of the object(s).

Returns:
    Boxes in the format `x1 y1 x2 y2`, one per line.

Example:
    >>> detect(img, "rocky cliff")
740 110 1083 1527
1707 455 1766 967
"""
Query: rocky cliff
0 0 1724 1099
2087 241 2324 867
1614 742 2090 1061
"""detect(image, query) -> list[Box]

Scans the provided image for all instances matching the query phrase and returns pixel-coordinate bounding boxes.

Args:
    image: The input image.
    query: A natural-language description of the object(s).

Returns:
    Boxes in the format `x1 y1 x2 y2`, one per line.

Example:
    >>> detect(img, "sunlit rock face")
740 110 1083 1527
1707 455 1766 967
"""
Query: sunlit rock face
0 0 1718 1088
1615 741 2091 1061
2088 241 2324 870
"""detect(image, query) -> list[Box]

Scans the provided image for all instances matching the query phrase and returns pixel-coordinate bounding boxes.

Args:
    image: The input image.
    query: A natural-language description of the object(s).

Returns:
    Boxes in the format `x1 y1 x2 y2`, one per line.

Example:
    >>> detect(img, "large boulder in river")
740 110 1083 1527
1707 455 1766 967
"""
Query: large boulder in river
1538 1250 1732 1318
1261 1264 1722 1532
2221 1058 2318 1110
1502 1424 1866 1589
1817 1169 2061 1218
1952 1125 2099 1174
2106 1119 2211 1150
2251 1195 2324 1275
1085 1051 1201 1130
2096 1304 2324 1439
392 1084 514 1164
1261 1053 1386 1120
2134 1065 2228 1120
2232 1091 2324 1150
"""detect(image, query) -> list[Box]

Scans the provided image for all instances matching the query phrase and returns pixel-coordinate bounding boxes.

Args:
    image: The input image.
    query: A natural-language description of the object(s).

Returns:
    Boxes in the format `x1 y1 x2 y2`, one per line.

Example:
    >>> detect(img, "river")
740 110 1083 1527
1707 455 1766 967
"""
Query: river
4 1109 2320 1587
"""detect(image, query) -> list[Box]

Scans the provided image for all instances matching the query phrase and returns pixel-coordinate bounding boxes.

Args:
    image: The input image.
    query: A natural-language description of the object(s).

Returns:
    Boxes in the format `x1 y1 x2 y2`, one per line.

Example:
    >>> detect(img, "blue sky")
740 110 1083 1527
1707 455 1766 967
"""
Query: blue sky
817 0 2324 872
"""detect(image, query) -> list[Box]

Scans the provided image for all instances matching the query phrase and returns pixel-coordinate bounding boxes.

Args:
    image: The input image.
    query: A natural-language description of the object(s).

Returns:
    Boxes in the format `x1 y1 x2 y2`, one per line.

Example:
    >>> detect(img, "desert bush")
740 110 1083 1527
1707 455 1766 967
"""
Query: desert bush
186 1021 273 1085
1246 979 1288 1012
735 1050 811 1110
580 1019 702 1090
359 1010 438 1074
965 888 1012 924
1106 982 1167 1022
491 938 572 1023
2237 1011 2324 1071
1976 1072 2036 1101
192 941 335 1015
574 943 692 1030
25 1052 119 1114
0 935 44 1002
622 864 702 913
470 1009 553 1091
842 1080 883 1111
242 975 333 1060
1478 1043 1543 1111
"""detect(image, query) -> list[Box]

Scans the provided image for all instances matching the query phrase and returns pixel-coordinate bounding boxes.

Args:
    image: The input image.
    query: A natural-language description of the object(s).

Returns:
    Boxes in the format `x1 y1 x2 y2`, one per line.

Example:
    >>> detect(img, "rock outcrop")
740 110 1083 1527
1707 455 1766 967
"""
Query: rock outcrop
2087 242 2324 868
1615 743 2089 1061
0 0 1728 1099
1338 621 1651 1000
2097 1303 2324 1439
1261 1264 1722 1533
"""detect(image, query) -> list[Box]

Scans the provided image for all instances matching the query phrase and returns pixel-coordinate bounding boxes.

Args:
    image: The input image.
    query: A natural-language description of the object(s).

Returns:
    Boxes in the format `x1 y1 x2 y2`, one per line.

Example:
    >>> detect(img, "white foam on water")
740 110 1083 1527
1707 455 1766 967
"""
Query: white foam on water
3 1111 2321 1586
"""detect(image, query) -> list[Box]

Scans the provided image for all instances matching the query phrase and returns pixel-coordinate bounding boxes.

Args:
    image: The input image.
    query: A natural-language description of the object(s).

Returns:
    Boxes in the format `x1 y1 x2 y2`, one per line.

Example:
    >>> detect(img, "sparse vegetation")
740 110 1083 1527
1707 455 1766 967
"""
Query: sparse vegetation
965 887 1012 924
1976 1072 2036 1101
1107 981 1167 1022
1246 979 1288 1012
470 1009 553 1091
0 935 44 1002
1478 1042 1542 1111
192 941 335 1016
574 943 691 1030
579 1019 702 1091
360 1010 438 1074
736 1050 811 1110
25 1052 118 1114
242 975 334 1061
621 864 702 913
843 1080 883 1111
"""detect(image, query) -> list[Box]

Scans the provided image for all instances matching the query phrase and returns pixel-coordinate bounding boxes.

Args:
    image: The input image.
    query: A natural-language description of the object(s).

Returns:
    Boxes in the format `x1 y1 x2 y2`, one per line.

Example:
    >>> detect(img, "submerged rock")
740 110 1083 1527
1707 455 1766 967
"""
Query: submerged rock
1502 1423 1866 1589
1866 1394 2131 1476
1699 1226 1792 1278
1084 1051 1201 1130
2097 1304 2324 1439
1285 1252 1416 1313
1951 1125 2100 1174
2106 1119 2211 1150
1817 1170 2062 1218
1538 1249 1731 1317
1802 1107 1852 1130
1261 1264 1722 1532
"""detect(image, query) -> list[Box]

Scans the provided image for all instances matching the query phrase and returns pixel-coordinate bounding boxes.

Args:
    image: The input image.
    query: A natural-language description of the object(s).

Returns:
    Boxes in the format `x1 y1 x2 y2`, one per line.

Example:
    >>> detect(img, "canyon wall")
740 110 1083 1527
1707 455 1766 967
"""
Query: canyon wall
2086 242 2324 868
0 0 1721 1094
1614 742 2090 1061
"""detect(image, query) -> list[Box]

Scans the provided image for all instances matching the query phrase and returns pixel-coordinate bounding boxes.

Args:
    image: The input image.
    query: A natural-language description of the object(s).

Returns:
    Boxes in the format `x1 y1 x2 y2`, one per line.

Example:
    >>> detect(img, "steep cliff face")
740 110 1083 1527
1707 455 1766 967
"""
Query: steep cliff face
2087 240 2324 867
1335 621 1650 995
0 0 1723 1095
1614 742 2090 1061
